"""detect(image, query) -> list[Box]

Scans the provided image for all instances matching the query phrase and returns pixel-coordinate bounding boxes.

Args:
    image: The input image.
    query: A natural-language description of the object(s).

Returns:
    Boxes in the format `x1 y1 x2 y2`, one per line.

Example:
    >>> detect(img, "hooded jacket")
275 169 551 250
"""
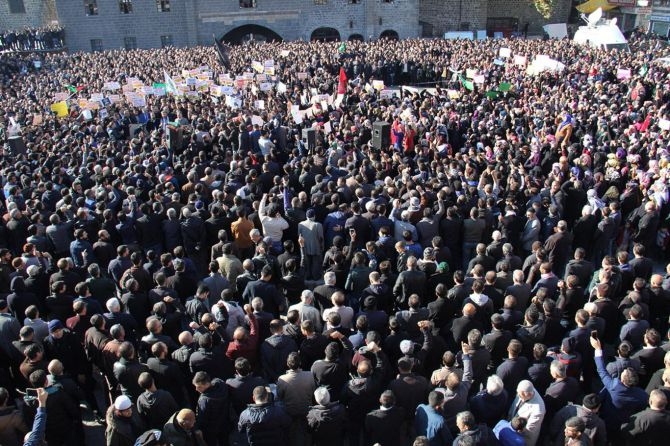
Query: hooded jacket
260 334 298 382
7 276 38 321
306 402 347 446
238 401 292 446
0 405 28 446
196 378 230 444
136 389 179 430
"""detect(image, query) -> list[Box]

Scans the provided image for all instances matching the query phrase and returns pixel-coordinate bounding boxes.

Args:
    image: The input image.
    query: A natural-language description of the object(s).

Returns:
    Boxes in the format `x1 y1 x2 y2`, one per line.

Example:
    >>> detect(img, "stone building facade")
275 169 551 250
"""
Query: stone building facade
0 0 58 31
39 0 571 52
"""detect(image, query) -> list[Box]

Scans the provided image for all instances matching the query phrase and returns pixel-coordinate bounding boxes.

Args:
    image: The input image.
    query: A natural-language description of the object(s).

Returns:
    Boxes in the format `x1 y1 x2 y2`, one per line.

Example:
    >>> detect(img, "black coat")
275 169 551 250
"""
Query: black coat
364 406 407 446
306 403 348 446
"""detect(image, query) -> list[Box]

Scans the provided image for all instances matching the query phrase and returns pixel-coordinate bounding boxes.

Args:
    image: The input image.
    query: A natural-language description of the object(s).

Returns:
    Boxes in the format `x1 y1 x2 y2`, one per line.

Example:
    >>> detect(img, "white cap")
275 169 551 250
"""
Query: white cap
114 395 132 411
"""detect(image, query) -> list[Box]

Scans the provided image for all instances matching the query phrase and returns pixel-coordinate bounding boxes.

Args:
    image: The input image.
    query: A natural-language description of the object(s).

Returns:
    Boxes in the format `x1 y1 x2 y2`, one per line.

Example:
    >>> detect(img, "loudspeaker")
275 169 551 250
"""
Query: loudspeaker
7 136 26 156
372 121 391 150
302 128 316 151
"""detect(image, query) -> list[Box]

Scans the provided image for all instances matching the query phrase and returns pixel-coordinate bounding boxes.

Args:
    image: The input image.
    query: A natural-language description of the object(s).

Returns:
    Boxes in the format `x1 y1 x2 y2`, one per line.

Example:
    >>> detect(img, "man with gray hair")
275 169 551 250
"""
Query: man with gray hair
544 360 581 419
497 243 522 273
505 270 531 310
307 386 347 445
469 375 509 428
313 271 341 313
454 411 497 446
507 380 546 446
103 297 138 343
288 290 322 332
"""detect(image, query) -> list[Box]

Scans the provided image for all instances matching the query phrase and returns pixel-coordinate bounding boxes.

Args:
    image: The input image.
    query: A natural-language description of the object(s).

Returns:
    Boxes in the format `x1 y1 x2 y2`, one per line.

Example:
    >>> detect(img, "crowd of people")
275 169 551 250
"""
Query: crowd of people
0 28 669 446
0 26 64 53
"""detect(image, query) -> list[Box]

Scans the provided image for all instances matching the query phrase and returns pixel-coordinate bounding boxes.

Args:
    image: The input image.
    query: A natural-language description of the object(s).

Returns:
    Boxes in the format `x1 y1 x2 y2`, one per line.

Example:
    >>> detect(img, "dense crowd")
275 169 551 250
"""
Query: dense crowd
0 29 669 446
0 26 64 52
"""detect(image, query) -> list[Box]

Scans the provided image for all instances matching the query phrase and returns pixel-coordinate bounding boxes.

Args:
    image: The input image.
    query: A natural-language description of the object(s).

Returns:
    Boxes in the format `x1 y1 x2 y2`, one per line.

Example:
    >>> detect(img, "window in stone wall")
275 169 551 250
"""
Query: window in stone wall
84 0 98 15
90 39 103 52
119 0 133 14
157 0 170 12
348 0 360 3
161 35 174 47
8 0 26 14
239 0 256 8
381 0 393 3
314 0 327 4
124 36 137 50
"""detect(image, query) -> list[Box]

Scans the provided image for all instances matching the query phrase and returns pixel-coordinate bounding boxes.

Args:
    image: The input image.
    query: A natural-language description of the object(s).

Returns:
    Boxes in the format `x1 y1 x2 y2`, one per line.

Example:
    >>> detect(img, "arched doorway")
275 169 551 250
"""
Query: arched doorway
311 27 341 42
221 24 283 45
379 29 399 40
348 33 364 41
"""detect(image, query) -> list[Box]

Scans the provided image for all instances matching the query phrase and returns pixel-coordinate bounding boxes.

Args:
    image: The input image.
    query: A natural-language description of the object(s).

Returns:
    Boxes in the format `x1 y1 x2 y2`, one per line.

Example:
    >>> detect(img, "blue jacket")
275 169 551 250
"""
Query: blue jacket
23 407 46 446
238 402 291 446
595 353 647 430
414 404 452 446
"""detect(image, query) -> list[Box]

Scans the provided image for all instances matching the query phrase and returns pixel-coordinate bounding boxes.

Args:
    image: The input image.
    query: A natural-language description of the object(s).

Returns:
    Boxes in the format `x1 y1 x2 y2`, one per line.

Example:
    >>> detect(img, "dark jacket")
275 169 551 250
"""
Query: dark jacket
105 406 144 446
364 405 407 446
260 334 298 382
452 424 499 446
622 407 670 446
196 378 230 445
136 389 178 430
163 412 205 446
306 402 348 446
113 358 149 400
238 401 292 446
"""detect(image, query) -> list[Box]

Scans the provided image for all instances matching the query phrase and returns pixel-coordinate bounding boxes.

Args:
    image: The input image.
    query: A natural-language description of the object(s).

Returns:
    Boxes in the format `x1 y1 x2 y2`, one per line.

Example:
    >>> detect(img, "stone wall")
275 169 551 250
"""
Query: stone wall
486 0 572 35
55 0 419 52
0 0 57 31
419 0 488 37
55 0 191 52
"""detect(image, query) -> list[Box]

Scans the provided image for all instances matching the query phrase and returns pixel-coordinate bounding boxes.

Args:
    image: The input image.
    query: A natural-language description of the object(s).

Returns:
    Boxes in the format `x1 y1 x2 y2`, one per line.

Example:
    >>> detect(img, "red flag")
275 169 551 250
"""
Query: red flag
337 67 347 95
640 114 651 133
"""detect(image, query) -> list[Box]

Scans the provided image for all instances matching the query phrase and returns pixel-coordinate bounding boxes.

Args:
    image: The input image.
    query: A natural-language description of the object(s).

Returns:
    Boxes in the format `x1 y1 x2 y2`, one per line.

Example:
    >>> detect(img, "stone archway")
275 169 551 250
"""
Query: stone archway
379 29 399 40
221 24 283 45
310 27 341 42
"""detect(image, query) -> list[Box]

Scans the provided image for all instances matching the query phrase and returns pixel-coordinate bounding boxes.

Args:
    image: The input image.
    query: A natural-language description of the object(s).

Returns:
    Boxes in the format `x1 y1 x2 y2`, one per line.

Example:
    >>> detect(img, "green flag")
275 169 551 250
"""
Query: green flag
338 42 346 53
65 85 77 93
459 75 474 91
639 64 648 77
498 82 511 92
486 91 499 99
153 82 166 89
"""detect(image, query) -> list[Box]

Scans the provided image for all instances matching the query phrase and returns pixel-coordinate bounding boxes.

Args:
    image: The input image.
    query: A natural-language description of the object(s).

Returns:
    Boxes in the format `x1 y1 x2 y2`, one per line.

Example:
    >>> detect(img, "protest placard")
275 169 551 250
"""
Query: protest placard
499 48 511 58
617 68 631 80
254 100 265 110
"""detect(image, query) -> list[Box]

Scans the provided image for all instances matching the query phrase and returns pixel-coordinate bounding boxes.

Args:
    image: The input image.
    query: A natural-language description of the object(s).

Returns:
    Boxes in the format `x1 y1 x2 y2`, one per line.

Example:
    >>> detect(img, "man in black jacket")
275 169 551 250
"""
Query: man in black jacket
136 372 179 430
364 390 407 446
193 371 230 446
622 389 670 445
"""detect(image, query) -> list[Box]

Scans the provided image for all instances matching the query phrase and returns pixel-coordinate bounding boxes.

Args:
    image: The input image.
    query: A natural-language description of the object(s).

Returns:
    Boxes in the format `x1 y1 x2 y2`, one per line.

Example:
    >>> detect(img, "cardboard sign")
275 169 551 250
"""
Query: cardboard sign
372 80 385 90
252 61 264 73
259 82 273 92
617 68 632 80
104 81 121 91
473 75 485 84
659 118 670 131
277 82 287 93
514 55 527 66
297 72 308 80
254 100 265 110
54 92 69 101
251 115 264 126
499 48 511 58
466 69 478 79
